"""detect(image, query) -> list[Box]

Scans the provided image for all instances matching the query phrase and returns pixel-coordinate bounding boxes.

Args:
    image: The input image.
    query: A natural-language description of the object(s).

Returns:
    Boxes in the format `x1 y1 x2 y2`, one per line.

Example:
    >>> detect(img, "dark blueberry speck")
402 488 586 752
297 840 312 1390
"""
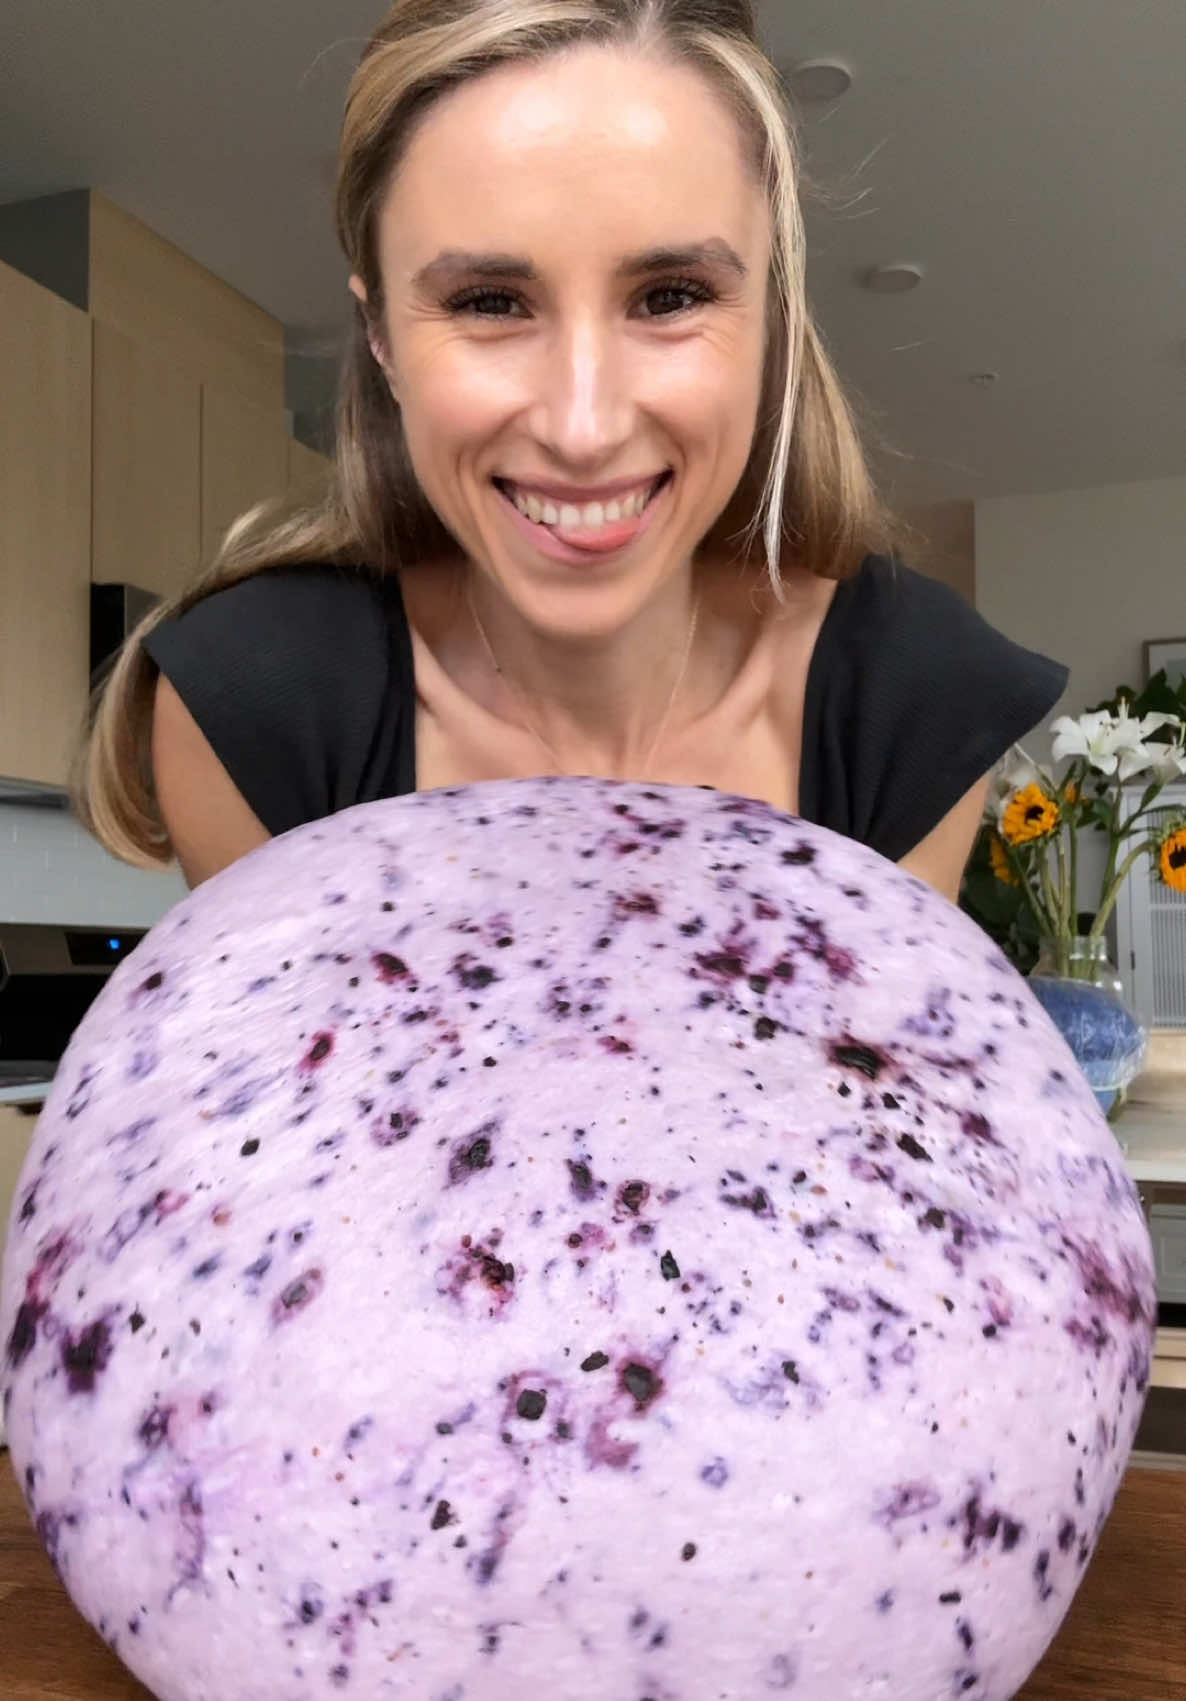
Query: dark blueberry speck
830 1042 884 1080
7 1301 43 1368
61 1319 113 1393
581 1351 609 1372
567 1160 595 1200
660 1250 681 1280
622 1363 660 1408
516 1389 547 1421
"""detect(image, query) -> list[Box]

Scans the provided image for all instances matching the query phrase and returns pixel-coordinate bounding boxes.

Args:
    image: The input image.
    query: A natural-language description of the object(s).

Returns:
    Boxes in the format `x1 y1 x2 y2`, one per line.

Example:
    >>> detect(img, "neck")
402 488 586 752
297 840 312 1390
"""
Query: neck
461 565 704 778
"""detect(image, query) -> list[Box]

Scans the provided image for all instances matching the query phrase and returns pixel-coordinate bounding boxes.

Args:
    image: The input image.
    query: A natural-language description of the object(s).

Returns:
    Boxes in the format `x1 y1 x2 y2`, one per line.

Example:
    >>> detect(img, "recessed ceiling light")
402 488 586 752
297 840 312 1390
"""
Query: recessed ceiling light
863 263 925 294
968 371 1000 387
788 59 854 103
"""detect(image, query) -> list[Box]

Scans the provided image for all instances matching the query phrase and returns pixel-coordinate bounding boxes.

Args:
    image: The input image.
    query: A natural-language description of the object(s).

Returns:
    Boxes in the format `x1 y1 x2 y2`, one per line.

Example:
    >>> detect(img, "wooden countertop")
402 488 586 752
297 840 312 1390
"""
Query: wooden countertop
2 1461 1184 1700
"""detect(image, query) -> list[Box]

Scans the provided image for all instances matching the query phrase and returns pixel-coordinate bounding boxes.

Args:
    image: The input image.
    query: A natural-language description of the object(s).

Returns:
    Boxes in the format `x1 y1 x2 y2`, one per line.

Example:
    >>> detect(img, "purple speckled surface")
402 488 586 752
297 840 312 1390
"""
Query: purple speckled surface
0 778 1156 1701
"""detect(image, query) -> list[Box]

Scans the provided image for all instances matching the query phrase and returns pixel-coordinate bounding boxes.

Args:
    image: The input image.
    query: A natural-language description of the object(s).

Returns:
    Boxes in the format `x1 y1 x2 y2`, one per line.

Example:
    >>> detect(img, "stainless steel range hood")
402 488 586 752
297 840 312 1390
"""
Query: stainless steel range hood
0 776 70 808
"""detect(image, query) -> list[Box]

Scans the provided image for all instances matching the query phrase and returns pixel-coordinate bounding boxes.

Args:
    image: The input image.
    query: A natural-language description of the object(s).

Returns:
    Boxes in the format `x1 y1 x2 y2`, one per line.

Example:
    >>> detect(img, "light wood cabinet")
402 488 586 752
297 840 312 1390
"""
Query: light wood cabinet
0 260 91 787
0 1106 36 1269
200 383 290 561
89 193 285 412
91 320 202 601
0 198 297 787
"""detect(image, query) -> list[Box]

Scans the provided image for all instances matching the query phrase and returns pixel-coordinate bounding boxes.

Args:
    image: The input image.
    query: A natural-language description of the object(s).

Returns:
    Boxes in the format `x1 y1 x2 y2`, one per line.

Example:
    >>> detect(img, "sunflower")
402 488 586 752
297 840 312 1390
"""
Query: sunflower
1001 784 1060 846
1157 817 1186 894
988 832 1020 886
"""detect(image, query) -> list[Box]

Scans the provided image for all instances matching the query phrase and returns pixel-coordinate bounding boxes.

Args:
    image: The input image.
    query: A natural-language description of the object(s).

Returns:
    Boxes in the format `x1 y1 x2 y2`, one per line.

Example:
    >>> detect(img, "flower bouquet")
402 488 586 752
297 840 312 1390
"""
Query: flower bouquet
986 694 1186 970
960 671 1186 1117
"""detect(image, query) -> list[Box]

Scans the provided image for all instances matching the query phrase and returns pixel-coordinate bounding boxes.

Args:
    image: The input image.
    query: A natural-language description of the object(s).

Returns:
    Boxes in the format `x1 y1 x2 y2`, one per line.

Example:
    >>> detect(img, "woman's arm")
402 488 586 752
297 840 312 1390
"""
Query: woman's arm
151 675 271 888
897 773 991 905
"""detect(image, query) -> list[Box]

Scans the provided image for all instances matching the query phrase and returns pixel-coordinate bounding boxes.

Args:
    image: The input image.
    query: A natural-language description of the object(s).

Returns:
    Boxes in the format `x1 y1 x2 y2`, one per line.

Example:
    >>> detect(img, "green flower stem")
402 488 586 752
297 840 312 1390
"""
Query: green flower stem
1088 837 1155 944
1039 849 1064 954
1005 839 1056 941
1054 827 1072 941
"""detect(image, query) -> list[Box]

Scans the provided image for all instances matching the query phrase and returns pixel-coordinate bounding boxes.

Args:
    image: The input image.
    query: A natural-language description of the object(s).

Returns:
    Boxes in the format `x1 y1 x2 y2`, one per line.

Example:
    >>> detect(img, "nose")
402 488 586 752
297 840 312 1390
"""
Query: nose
524 312 635 470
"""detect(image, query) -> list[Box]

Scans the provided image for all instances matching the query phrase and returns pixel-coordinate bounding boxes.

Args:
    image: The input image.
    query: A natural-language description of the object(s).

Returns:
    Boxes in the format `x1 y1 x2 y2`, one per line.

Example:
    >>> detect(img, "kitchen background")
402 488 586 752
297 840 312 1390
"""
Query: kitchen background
1 2 1185 1401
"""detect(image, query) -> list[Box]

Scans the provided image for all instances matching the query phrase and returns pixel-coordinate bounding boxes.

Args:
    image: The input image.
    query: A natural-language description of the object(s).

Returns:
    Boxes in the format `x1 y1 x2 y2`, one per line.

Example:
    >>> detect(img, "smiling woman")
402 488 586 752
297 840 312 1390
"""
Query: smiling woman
72 0 1066 896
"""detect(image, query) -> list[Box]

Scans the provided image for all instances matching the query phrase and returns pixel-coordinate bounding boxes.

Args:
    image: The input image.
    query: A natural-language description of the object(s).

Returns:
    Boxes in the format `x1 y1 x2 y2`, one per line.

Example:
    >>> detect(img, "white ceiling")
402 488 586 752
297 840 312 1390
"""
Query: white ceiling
3 0 1184 505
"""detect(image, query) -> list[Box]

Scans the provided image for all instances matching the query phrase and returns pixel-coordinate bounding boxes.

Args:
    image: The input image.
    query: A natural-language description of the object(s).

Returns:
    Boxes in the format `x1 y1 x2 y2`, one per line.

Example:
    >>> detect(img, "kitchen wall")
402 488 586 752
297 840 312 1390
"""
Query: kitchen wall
903 500 976 604
0 802 184 927
975 470 1186 724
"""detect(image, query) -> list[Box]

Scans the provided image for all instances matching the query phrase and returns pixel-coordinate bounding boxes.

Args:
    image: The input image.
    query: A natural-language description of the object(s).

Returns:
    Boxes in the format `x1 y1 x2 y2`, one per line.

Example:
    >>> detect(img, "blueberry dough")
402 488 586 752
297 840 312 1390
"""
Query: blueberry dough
0 778 1156 1701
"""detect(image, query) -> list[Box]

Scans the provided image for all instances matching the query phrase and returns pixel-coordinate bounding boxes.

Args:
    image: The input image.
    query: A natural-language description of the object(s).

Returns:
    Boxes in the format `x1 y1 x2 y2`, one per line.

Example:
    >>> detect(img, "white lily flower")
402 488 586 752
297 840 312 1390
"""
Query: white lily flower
1050 710 1124 774
1111 703 1186 782
1134 710 1181 739
1142 731 1186 786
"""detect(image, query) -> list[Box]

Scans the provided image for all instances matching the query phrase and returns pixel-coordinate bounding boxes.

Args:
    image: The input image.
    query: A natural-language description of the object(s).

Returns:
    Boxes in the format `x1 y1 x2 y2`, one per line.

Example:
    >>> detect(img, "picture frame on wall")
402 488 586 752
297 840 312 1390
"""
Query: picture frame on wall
1143 637 1186 689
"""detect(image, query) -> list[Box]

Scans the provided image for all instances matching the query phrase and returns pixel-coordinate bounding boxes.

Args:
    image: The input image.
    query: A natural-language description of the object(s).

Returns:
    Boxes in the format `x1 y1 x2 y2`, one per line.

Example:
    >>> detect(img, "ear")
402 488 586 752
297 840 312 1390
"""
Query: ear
348 275 398 399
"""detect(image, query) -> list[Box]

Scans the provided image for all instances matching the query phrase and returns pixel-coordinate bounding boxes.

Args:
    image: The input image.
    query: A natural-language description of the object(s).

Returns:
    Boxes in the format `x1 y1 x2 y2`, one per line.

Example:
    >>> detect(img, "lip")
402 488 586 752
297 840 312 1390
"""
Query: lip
494 470 672 567
493 471 670 504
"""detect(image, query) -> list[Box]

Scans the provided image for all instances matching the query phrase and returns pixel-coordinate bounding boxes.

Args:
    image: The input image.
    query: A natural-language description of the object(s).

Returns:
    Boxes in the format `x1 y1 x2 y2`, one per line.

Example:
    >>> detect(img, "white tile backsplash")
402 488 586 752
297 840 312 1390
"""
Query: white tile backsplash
0 804 185 927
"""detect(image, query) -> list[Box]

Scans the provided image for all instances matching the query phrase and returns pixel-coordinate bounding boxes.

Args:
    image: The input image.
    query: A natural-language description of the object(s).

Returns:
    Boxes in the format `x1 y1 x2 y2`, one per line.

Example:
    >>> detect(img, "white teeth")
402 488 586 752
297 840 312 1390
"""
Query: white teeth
505 479 660 529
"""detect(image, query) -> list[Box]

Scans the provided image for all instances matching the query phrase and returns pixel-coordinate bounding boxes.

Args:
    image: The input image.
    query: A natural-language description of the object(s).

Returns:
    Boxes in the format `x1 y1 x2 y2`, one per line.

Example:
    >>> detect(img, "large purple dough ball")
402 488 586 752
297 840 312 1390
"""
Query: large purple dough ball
1 778 1155 1701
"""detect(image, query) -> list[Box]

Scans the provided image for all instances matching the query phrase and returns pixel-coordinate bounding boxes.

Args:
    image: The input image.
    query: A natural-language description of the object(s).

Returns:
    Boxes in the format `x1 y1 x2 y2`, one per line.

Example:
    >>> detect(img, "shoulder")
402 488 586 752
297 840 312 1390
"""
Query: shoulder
810 554 1069 860
837 553 1068 727
147 565 391 677
143 566 413 835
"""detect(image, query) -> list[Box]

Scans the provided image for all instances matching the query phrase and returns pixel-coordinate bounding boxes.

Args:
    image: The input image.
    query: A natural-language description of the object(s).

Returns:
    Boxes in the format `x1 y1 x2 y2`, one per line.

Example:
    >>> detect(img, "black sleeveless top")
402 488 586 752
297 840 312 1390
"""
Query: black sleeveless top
143 555 1068 864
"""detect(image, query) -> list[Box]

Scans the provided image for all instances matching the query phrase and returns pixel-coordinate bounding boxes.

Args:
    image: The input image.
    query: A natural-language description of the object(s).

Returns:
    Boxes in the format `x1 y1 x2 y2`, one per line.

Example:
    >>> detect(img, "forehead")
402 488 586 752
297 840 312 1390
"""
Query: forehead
381 45 767 265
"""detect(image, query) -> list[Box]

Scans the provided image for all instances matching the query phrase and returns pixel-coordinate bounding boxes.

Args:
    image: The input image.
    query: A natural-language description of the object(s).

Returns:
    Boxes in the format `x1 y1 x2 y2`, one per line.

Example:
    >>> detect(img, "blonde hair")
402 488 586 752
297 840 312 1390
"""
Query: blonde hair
77 0 900 867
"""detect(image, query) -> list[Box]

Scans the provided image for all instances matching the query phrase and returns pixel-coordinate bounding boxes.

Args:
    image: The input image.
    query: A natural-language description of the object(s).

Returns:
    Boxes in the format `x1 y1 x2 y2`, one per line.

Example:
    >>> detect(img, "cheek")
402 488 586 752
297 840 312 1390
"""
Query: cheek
637 328 764 434
399 352 505 475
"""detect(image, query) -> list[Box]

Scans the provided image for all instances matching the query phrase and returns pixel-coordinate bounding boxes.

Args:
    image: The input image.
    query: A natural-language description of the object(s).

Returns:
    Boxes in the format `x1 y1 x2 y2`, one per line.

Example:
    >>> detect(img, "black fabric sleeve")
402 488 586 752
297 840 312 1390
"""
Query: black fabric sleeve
142 567 415 838
802 556 1069 864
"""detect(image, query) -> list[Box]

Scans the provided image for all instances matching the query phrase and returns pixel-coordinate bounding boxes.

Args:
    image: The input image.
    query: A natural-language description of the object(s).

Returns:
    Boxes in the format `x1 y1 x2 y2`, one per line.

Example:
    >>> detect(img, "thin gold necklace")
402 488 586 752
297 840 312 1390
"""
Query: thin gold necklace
464 575 701 782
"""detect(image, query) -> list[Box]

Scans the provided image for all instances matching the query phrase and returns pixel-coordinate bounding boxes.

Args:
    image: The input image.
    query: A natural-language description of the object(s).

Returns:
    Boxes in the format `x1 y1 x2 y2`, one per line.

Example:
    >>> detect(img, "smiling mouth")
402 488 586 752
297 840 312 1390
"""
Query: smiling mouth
493 472 672 537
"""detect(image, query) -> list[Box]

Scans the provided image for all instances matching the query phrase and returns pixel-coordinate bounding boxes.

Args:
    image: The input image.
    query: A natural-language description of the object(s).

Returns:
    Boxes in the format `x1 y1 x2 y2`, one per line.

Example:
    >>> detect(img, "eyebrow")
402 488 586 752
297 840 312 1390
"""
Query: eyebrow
411 237 748 290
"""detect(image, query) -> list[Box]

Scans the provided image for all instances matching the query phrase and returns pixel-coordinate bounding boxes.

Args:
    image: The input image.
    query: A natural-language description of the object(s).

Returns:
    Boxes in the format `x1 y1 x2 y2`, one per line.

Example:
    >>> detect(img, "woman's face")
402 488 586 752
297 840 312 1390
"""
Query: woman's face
358 44 772 639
